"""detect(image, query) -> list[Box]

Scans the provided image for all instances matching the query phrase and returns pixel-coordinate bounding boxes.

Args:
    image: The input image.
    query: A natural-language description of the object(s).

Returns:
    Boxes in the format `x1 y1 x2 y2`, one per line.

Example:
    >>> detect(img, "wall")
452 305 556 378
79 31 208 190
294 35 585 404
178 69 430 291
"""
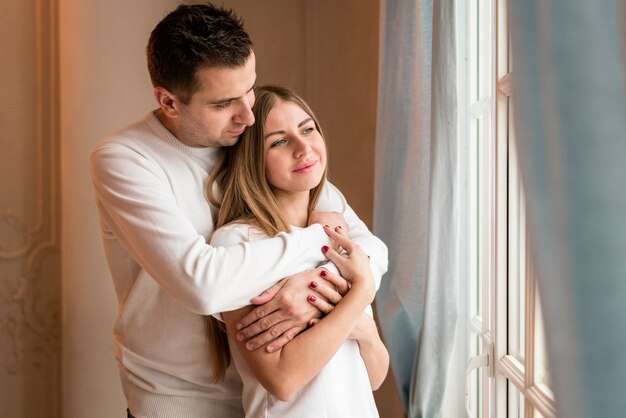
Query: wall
58 1 176 416
0 0 61 417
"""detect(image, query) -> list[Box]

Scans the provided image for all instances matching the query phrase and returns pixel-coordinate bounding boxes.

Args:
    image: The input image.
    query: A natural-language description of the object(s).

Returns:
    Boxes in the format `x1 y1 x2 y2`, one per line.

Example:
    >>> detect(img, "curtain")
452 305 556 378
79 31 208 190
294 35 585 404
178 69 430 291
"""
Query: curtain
373 0 458 416
509 1 626 417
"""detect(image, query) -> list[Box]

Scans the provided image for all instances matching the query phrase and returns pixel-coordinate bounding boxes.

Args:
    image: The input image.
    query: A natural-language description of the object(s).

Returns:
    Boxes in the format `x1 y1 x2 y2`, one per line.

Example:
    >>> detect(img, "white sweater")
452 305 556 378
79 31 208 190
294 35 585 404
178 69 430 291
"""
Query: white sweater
89 111 388 418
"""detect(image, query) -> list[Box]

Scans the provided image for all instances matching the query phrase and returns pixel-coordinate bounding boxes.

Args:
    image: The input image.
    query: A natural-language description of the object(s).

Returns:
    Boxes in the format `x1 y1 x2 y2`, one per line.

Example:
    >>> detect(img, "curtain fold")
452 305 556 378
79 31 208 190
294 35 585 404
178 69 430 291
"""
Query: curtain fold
374 0 458 416
509 1 626 417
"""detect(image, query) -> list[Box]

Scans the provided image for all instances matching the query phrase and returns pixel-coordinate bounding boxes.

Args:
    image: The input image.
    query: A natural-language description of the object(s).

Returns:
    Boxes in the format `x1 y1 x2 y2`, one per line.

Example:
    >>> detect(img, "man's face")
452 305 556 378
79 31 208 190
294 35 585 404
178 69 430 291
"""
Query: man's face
173 52 257 148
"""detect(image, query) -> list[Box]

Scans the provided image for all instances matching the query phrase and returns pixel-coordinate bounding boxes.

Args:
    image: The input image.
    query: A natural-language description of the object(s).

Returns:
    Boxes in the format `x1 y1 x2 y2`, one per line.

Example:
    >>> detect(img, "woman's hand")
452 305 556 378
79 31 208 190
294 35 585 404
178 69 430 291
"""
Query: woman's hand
321 225 375 302
306 268 350 321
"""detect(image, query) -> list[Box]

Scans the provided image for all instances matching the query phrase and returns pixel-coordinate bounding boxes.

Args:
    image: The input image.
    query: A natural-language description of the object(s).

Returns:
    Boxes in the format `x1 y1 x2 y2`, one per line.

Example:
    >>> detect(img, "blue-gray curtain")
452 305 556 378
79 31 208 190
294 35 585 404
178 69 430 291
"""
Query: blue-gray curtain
510 1 626 417
374 0 458 417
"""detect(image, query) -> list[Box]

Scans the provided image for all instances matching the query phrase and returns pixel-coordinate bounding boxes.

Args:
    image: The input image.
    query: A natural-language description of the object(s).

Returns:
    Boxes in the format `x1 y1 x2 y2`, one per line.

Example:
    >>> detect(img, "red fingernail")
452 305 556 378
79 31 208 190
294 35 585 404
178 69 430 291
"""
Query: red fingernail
336 226 342 230
322 245 329 253
310 281 318 288
320 270 327 277
324 224 330 228
308 319 317 327
309 295 317 302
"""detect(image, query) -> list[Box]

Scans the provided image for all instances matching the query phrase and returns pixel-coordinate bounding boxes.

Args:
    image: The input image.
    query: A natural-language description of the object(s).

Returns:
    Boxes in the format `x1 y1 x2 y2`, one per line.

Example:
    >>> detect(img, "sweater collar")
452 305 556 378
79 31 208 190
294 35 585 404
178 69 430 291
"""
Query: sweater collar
147 110 219 160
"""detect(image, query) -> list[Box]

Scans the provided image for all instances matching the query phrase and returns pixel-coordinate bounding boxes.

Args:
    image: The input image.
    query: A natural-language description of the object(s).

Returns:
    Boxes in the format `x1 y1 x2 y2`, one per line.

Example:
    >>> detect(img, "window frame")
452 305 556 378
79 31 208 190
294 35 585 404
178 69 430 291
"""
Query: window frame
460 0 557 416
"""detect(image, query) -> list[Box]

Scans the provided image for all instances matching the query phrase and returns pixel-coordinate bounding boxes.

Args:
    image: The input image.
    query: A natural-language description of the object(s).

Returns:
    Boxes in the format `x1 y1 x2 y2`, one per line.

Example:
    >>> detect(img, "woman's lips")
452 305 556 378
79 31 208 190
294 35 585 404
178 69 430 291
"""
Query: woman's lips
293 160 317 173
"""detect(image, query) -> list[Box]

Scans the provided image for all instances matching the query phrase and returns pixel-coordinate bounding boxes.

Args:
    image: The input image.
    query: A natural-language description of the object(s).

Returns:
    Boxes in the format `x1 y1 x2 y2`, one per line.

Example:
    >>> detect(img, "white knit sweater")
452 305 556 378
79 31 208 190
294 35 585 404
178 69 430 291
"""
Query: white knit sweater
89 111 388 418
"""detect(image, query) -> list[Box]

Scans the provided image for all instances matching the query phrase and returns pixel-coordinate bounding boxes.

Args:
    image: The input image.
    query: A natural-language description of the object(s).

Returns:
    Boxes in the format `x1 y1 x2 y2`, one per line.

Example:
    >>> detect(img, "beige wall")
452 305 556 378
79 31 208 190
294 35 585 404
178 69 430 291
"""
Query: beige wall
1 1 402 417
0 0 61 417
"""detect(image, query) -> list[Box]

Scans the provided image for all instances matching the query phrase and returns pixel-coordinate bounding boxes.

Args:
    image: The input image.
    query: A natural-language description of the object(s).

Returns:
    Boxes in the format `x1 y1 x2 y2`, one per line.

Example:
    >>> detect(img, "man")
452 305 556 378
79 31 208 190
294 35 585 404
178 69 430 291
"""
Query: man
90 4 387 418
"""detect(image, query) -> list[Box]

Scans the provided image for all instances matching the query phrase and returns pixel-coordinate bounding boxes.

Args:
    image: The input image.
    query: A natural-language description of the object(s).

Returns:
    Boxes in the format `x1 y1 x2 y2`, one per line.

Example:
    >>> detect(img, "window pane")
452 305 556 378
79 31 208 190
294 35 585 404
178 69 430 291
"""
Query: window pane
468 334 483 418
469 115 479 320
534 286 551 386
508 381 525 418
508 123 525 361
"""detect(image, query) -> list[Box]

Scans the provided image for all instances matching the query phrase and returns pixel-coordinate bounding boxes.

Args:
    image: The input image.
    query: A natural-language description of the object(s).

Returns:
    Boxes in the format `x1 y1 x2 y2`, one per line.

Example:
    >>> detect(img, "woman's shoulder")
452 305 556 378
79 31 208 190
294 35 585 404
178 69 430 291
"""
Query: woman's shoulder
210 222 268 246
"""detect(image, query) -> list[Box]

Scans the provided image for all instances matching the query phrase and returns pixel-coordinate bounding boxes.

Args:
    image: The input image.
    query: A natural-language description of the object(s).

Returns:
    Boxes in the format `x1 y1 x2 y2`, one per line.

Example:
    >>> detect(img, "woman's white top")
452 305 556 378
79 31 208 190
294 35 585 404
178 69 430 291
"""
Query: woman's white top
211 224 380 418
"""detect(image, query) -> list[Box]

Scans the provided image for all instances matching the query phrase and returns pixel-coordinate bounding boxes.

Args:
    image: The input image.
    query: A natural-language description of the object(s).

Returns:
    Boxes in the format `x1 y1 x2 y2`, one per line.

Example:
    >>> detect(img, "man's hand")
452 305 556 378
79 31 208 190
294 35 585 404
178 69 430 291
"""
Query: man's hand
236 267 332 352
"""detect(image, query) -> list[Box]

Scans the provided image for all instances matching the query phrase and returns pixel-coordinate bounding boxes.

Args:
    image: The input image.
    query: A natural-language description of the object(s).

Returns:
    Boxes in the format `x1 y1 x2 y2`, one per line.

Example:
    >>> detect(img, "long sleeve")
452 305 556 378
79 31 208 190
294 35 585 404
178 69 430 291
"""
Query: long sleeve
90 144 331 315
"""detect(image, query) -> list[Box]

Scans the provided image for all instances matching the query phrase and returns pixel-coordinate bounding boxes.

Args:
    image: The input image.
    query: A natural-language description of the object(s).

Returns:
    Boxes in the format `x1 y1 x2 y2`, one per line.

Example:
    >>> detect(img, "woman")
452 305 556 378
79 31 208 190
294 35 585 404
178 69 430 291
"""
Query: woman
207 85 389 417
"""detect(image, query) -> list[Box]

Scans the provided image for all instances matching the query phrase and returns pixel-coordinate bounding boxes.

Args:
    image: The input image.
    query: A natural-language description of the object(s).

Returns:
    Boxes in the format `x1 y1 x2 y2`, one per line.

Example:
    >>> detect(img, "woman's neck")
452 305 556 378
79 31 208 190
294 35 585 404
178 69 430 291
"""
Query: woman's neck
275 191 310 228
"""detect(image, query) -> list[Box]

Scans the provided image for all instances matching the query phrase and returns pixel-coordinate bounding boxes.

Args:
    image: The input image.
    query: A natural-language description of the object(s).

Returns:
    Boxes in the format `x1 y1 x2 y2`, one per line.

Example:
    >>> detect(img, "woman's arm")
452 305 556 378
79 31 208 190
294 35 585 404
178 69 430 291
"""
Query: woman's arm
306 274 389 391
349 312 390 390
222 227 376 401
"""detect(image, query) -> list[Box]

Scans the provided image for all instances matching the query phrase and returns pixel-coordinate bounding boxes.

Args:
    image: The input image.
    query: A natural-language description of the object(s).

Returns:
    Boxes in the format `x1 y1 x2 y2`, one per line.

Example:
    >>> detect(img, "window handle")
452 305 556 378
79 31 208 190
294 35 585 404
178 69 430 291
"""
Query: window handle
465 354 489 417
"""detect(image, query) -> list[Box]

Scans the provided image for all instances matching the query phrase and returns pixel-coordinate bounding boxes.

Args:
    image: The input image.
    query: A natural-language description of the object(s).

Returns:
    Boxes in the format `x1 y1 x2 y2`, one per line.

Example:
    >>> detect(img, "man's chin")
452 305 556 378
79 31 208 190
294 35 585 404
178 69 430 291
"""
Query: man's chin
218 136 240 147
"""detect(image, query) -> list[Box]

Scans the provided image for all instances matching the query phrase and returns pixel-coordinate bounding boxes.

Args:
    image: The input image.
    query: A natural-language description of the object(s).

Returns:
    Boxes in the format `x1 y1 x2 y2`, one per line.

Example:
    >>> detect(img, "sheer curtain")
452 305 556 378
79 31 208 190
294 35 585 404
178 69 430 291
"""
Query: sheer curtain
510 1 626 417
373 0 458 416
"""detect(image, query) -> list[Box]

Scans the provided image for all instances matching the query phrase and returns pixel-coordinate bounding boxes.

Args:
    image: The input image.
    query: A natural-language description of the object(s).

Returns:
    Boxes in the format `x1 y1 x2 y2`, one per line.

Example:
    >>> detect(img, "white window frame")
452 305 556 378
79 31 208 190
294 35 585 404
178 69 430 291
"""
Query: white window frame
459 0 557 416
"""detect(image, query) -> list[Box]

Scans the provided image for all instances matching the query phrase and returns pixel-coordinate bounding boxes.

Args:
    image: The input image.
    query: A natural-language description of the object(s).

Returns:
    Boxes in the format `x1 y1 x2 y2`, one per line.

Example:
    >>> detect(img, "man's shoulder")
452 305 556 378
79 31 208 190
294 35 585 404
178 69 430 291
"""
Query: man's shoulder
315 180 347 212
92 113 156 156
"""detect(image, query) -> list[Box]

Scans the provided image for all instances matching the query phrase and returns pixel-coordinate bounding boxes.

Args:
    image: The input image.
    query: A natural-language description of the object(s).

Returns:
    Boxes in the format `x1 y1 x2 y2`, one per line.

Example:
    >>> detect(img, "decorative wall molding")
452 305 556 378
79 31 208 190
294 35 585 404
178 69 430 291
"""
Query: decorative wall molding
0 0 61 416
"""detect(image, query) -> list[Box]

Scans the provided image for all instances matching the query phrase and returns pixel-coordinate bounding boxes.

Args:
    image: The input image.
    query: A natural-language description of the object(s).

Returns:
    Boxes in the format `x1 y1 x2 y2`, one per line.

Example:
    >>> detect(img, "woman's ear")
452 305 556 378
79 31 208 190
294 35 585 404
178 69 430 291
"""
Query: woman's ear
154 87 180 119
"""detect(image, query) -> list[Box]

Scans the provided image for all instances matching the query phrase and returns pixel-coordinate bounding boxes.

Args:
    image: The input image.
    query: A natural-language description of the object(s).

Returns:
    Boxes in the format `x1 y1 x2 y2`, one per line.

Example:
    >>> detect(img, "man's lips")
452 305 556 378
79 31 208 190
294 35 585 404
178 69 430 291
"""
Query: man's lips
293 160 317 173
227 127 246 136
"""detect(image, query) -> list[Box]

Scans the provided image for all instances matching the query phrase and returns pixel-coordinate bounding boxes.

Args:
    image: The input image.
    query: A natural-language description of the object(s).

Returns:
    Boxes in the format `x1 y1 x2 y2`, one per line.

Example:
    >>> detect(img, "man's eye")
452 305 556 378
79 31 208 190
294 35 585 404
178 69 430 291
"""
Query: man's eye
215 101 231 109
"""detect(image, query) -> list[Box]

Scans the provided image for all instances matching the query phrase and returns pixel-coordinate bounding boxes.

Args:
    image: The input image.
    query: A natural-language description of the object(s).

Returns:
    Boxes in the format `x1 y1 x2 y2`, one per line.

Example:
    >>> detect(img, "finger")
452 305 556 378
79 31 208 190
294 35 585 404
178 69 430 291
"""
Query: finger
318 269 350 295
236 301 280 331
243 319 296 351
266 326 303 353
249 279 285 305
308 318 320 327
323 225 355 254
309 279 342 304
236 310 286 341
321 244 350 272
307 294 335 316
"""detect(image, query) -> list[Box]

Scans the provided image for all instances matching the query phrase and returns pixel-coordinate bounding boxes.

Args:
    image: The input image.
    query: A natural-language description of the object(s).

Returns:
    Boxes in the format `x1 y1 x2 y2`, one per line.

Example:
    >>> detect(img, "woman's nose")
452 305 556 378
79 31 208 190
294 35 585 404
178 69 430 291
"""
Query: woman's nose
293 137 311 158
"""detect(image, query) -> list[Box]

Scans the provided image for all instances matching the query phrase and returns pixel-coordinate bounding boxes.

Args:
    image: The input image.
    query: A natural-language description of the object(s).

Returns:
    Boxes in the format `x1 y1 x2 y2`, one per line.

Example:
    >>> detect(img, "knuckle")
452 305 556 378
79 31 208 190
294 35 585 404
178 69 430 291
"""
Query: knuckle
259 318 271 330
254 308 265 319
270 326 281 337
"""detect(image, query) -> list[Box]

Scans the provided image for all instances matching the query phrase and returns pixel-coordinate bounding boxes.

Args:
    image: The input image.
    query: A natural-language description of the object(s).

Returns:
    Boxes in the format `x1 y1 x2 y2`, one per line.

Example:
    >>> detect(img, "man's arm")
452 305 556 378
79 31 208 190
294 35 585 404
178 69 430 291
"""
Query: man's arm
90 144 331 315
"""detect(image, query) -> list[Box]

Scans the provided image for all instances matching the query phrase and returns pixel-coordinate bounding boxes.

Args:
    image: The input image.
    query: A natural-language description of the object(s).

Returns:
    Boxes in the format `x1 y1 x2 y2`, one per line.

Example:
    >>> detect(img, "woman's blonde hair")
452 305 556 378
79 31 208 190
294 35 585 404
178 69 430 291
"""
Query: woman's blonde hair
205 85 329 380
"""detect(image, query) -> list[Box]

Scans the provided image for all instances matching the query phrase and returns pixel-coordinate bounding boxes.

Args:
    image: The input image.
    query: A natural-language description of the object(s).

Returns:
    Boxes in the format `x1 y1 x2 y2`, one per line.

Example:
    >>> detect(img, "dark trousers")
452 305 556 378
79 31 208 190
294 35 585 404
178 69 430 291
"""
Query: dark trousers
127 409 135 418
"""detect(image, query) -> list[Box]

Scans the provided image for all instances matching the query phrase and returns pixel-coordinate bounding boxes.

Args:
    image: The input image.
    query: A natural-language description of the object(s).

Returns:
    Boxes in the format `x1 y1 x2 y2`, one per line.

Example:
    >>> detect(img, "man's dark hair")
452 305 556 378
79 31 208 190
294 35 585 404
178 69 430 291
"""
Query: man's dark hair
147 3 252 103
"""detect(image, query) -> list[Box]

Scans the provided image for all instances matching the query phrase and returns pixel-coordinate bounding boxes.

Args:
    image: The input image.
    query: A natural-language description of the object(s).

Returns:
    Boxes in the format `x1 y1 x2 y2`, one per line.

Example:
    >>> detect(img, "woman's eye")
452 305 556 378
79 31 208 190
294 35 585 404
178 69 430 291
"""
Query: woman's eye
303 127 315 135
271 139 287 148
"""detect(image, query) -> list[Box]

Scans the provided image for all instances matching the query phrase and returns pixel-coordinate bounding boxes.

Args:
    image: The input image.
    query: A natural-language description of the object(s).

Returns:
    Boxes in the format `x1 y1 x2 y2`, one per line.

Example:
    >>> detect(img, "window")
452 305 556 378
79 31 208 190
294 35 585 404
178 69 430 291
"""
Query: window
459 0 556 416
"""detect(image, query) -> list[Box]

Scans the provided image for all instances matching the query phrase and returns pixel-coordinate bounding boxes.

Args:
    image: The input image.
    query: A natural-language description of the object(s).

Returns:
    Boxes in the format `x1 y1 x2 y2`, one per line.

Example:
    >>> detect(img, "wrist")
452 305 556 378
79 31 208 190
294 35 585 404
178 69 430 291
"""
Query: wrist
346 280 375 304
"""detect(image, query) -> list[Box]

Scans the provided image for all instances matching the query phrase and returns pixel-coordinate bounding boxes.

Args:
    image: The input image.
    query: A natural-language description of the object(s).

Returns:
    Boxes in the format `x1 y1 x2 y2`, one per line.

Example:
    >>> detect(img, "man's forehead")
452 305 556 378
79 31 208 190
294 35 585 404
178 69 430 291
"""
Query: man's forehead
193 53 256 101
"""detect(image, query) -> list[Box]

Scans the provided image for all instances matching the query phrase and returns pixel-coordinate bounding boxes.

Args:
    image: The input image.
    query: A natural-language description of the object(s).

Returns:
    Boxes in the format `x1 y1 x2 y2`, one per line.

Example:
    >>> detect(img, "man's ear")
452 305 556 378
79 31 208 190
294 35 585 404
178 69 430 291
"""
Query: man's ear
154 87 180 118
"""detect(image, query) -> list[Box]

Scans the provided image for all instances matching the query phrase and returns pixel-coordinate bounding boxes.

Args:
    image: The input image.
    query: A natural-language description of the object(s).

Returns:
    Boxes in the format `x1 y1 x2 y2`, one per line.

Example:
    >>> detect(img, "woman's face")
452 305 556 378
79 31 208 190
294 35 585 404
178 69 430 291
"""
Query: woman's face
263 99 326 199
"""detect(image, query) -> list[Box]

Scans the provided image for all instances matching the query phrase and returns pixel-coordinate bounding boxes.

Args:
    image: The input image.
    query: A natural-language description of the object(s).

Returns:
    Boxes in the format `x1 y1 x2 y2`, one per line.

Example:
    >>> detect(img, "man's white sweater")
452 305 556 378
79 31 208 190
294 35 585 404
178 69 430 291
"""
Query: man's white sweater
89 111 388 418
